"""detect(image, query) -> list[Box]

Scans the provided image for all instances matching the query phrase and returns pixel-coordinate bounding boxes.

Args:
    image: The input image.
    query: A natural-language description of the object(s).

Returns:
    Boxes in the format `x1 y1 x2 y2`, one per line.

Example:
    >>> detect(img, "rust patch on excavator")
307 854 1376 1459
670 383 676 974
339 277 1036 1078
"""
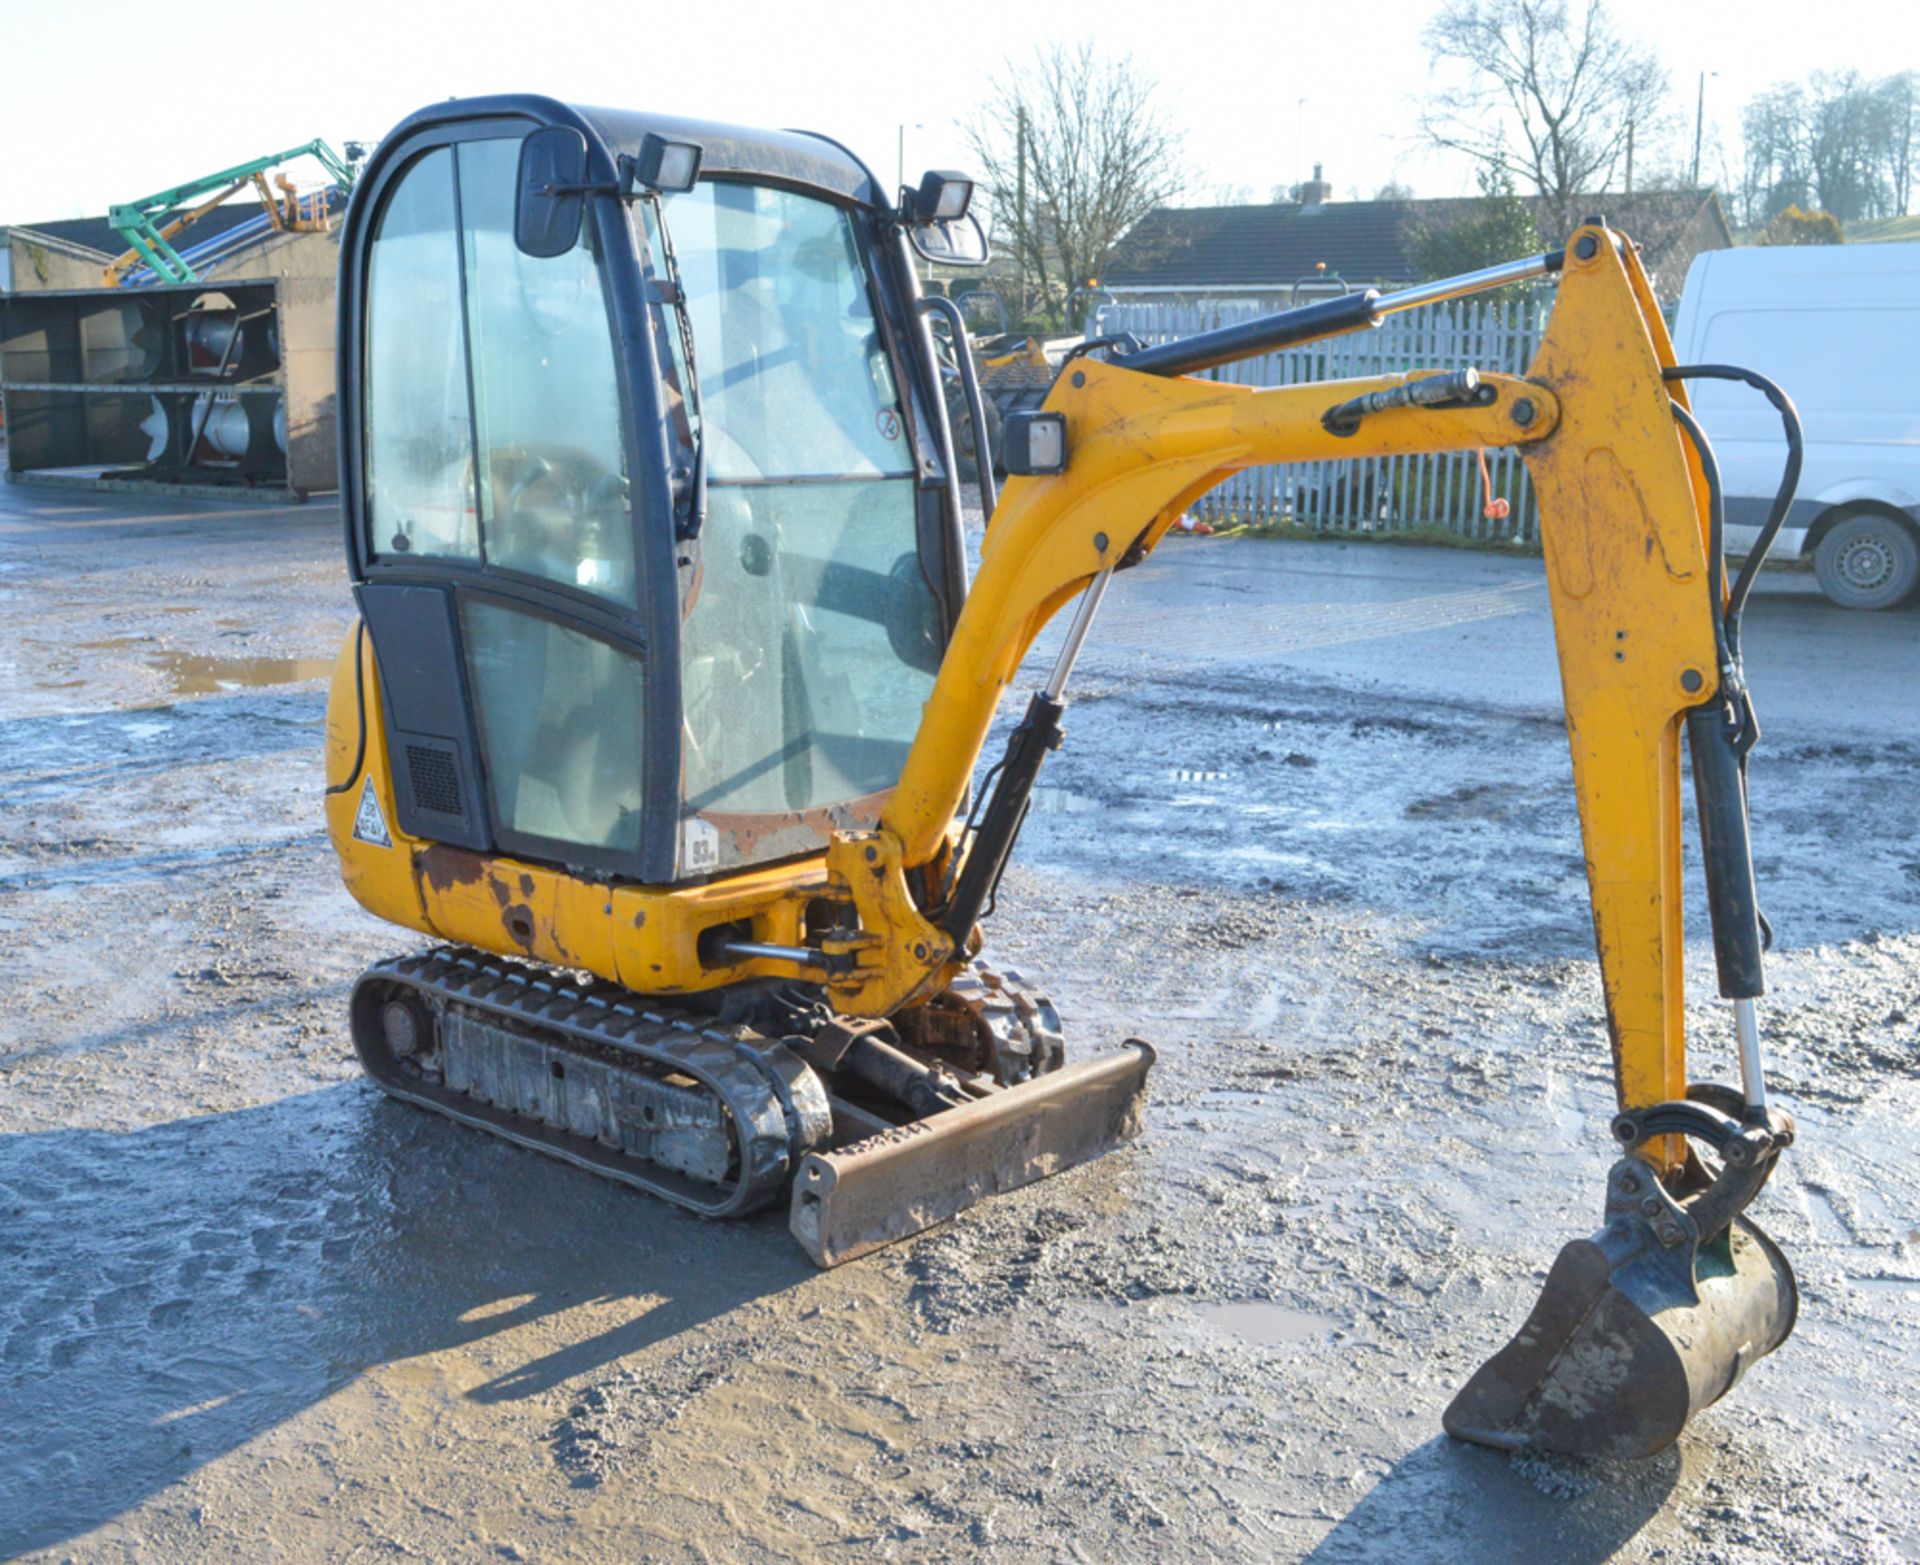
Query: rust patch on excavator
632 910 647 929
416 844 489 895
502 903 537 951
519 872 536 896
701 790 890 860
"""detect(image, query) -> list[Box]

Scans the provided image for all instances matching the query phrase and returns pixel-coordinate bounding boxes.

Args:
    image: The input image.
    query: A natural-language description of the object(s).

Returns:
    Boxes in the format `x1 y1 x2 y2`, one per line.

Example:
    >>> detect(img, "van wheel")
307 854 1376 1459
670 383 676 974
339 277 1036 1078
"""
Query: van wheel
1813 510 1920 610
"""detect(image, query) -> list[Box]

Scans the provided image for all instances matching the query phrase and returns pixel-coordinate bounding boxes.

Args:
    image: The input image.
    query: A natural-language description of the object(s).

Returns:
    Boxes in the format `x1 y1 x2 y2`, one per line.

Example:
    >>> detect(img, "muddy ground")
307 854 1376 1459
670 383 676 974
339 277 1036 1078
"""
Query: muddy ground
2 478 1917 1563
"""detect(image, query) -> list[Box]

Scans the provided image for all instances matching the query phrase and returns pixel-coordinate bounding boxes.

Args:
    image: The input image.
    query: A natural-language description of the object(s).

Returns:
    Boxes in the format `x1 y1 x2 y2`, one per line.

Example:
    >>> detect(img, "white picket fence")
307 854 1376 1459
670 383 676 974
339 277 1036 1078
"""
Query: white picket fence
1097 291 1556 542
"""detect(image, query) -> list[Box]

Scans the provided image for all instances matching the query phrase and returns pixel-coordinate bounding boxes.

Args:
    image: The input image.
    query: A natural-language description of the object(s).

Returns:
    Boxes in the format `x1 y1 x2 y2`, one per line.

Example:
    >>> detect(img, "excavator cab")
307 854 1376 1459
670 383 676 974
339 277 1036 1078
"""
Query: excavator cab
329 96 1803 1464
338 102 967 890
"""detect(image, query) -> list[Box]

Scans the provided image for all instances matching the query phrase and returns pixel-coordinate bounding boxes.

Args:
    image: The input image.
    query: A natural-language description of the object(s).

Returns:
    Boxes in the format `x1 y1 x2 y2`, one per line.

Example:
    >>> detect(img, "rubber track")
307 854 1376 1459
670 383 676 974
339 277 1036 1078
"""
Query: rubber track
350 948 828 1218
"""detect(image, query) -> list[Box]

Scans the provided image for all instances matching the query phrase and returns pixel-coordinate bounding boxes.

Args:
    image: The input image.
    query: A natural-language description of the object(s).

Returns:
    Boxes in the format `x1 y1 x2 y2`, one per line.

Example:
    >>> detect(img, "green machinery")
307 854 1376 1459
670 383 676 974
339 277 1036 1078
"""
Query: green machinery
105 140 363 287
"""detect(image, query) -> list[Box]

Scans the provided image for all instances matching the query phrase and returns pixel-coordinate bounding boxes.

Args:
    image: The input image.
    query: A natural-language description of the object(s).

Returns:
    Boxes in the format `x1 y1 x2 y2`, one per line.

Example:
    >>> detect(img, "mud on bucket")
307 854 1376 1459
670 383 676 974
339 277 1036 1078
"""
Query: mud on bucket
1444 1142 1797 1461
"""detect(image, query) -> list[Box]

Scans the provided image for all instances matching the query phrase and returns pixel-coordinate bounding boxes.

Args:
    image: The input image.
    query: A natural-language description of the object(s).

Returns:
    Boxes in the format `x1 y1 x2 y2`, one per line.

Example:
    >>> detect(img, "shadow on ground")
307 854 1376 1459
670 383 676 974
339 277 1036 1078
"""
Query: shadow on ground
0 1084 813 1558
1304 1435 1681 1564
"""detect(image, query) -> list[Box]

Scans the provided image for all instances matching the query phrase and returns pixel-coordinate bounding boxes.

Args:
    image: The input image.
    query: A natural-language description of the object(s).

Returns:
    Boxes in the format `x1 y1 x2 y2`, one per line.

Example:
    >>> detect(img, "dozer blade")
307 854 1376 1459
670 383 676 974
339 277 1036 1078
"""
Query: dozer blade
1445 1154 1797 1460
790 1040 1155 1266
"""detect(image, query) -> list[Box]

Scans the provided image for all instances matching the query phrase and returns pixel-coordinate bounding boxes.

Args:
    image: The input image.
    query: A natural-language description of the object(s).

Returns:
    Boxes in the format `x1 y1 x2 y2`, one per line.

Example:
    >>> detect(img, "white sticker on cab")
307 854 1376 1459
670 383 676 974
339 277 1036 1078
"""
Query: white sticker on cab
352 776 393 848
681 817 720 874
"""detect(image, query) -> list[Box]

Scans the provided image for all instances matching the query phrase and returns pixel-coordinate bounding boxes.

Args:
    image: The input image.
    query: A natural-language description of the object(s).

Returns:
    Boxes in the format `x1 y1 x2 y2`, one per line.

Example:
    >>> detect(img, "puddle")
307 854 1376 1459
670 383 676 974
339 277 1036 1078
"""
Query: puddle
148 651 333 696
1196 1300 1341 1347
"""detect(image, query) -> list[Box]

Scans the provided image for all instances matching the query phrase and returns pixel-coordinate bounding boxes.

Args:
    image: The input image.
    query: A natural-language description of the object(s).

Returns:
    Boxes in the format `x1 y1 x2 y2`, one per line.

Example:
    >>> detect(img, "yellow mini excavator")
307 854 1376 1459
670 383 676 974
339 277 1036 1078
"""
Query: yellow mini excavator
325 96 1805 1460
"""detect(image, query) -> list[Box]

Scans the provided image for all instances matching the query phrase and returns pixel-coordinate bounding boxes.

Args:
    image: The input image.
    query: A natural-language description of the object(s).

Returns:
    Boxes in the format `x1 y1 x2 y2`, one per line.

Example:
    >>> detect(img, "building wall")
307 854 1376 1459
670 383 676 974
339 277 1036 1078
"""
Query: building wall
202 226 344 284
2 229 116 293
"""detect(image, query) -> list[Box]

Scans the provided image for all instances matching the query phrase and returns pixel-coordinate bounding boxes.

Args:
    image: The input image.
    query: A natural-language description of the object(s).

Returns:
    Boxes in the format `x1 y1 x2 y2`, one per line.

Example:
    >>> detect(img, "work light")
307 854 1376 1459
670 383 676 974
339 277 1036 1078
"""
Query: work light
635 133 704 194
911 170 974 224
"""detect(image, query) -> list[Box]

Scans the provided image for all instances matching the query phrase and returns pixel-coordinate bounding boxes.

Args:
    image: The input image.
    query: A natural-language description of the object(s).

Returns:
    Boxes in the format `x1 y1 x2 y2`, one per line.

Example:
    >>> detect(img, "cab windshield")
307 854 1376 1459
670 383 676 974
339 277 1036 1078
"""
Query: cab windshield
665 181 941 876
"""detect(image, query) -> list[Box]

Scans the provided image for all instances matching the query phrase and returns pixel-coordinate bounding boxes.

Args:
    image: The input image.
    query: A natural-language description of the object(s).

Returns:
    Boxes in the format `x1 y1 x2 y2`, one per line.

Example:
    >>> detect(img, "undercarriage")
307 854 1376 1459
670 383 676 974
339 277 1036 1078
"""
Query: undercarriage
350 949 1154 1262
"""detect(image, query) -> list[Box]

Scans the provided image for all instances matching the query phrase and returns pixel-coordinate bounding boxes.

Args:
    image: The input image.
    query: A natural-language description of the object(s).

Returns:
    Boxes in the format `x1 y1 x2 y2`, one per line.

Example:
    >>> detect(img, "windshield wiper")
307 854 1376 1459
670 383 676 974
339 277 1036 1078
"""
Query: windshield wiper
640 193 707 542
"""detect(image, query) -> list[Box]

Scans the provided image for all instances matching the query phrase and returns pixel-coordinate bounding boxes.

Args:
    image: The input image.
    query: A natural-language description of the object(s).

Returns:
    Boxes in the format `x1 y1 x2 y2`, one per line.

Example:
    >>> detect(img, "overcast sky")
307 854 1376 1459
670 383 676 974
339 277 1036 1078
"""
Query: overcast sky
2 0 1910 227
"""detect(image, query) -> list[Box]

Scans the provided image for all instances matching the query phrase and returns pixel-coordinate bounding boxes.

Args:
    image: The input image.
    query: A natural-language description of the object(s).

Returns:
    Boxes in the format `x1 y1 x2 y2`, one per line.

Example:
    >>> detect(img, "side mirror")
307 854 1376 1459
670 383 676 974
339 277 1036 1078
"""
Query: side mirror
515 126 591 258
907 211 991 269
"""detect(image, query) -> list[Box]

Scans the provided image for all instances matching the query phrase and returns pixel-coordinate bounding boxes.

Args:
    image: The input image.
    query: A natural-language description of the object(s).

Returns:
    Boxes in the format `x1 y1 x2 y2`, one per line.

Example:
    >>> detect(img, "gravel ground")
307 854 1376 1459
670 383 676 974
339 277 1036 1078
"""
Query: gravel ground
2 479 1916 1563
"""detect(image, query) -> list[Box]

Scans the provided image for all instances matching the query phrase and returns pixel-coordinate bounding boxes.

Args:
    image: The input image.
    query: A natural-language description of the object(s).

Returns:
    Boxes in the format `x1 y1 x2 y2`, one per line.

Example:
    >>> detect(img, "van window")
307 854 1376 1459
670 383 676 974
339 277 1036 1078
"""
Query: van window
1696 309 1920 417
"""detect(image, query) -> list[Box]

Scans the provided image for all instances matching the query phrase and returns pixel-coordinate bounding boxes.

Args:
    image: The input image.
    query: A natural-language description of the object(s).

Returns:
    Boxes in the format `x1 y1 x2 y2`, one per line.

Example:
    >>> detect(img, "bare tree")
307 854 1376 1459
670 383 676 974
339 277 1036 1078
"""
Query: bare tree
1418 0 1669 243
1879 72 1917 217
965 42 1186 322
1805 73 1883 223
1740 84 1811 226
1739 71 1918 226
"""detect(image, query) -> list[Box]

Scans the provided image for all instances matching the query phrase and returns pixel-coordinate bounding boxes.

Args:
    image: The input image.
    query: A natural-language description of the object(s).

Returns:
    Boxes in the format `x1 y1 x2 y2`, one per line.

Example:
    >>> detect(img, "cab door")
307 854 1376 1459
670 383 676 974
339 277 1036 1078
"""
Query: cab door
350 127 662 877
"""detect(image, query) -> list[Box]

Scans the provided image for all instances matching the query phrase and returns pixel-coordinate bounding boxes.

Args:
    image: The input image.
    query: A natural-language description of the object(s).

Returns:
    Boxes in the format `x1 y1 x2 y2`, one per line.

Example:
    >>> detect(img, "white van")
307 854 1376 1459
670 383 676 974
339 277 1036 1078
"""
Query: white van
1672 242 1920 609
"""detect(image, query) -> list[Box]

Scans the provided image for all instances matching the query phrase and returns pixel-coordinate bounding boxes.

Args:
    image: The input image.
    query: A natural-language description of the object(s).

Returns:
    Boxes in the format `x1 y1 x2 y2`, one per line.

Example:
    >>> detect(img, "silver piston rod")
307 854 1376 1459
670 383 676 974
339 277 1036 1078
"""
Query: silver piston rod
941 567 1115 942
1734 996 1767 1114
1120 252 1564 380
1045 565 1115 699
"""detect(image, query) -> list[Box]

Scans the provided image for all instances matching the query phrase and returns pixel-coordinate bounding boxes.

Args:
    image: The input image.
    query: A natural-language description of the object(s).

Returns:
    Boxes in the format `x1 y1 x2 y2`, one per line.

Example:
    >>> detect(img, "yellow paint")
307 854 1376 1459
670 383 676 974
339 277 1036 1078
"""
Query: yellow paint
882 368 1557 868
331 234 1717 1132
820 828 956 1015
1522 228 1721 1153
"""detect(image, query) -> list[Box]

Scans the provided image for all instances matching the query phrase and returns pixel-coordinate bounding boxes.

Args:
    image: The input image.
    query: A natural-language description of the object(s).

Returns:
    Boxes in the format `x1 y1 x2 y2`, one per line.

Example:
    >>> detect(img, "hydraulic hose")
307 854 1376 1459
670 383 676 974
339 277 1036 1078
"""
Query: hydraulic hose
1667 400 1734 678
1662 365 1804 664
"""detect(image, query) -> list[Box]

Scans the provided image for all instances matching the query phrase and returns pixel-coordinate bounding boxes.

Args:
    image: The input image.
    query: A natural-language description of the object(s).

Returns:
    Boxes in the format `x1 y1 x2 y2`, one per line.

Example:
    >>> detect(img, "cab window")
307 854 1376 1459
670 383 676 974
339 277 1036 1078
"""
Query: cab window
457 139 635 602
462 599 646 855
364 148 478 561
362 137 636 604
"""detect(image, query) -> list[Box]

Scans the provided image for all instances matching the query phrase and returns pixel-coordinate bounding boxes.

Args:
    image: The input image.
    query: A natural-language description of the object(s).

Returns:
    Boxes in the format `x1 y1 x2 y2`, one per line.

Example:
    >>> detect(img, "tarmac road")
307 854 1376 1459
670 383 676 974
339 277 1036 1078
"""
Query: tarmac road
2 480 1916 1562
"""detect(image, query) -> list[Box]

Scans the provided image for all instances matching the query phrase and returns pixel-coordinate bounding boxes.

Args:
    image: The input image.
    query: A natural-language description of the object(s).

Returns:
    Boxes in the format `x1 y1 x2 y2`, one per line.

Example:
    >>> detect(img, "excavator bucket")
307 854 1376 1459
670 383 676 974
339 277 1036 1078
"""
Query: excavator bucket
1445 1153 1798 1460
790 1040 1155 1266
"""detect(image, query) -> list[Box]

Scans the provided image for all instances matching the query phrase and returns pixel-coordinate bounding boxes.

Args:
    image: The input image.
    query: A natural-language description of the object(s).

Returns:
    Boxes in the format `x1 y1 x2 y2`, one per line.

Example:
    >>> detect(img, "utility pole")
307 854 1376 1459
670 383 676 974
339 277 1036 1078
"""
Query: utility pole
1692 71 1716 188
1625 121 1635 194
1015 105 1028 323
1295 98 1308 197
896 123 923 202
1905 85 1915 216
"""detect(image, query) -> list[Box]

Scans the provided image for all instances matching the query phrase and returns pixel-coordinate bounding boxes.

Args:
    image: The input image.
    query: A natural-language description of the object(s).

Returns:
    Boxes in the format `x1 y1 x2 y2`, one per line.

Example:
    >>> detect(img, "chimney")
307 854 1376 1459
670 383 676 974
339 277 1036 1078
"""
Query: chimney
1298 162 1333 209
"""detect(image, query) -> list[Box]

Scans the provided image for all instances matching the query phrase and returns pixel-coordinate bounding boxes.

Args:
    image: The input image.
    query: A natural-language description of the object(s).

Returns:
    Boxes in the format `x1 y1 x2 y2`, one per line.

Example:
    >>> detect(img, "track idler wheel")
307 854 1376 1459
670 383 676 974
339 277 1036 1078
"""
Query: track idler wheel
1444 1089 1797 1460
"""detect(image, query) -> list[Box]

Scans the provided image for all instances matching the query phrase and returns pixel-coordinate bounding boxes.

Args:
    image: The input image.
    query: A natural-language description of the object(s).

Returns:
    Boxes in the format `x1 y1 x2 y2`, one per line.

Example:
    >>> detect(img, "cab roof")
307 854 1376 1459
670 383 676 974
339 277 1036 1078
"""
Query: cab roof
378 93 886 207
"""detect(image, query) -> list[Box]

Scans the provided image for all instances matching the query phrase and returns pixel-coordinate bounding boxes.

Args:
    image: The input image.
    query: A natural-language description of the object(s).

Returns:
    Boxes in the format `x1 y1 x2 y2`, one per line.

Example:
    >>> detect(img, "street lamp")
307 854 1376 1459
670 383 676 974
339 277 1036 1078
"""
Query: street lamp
1692 71 1719 188
897 122 924 203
